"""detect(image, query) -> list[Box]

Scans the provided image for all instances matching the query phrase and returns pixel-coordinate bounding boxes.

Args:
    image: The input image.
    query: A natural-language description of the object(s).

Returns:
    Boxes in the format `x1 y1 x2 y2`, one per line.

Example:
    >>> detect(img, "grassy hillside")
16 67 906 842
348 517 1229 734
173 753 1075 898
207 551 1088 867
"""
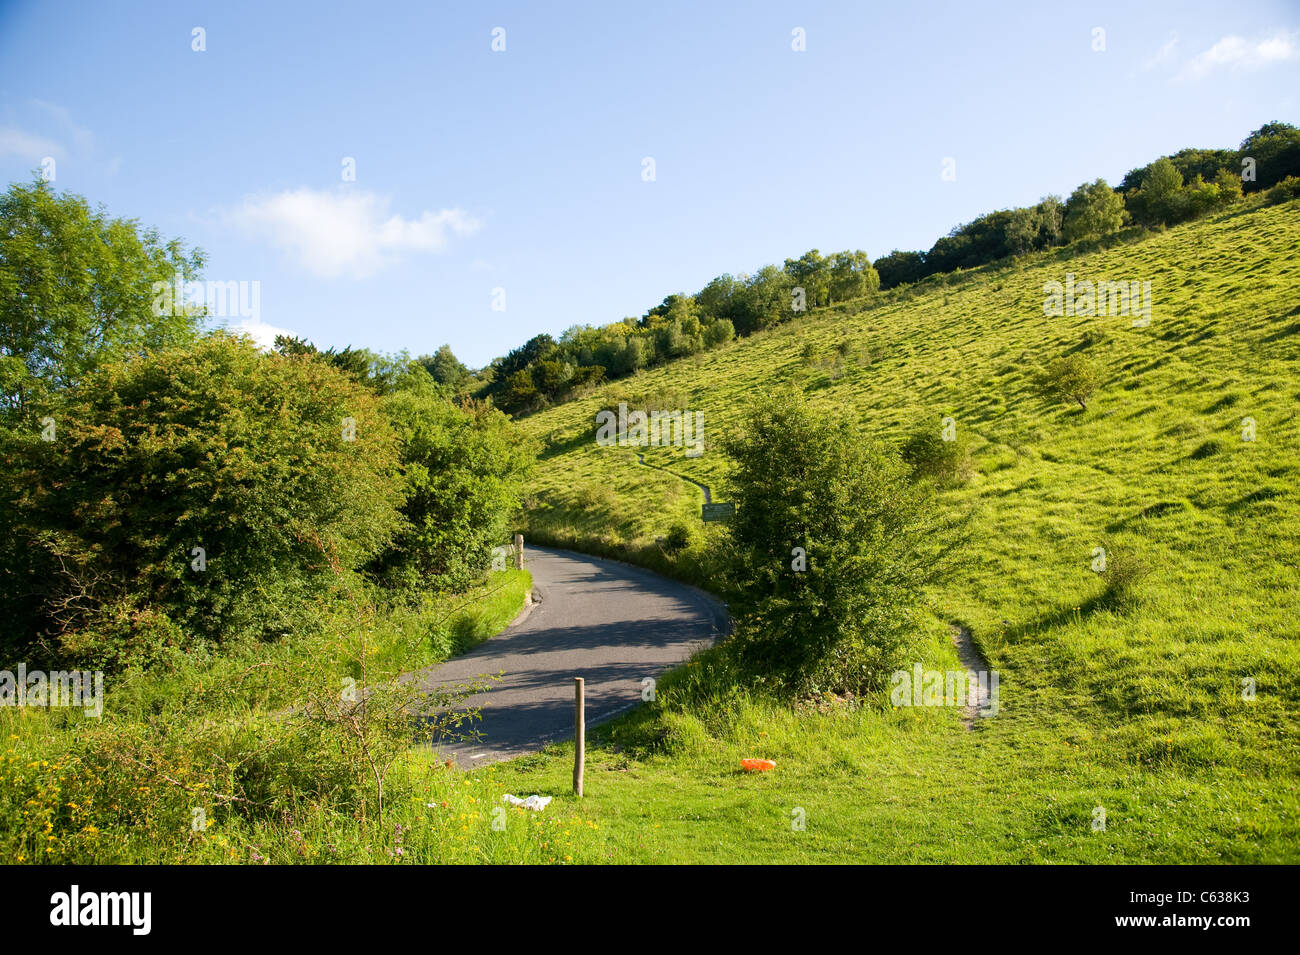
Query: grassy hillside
494 199 1300 863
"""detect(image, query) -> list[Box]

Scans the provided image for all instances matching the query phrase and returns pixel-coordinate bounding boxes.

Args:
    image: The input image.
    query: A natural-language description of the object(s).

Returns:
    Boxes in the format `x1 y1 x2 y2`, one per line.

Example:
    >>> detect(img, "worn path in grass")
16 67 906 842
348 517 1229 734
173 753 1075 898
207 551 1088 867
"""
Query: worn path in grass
636 452 713 503
418 546 729 766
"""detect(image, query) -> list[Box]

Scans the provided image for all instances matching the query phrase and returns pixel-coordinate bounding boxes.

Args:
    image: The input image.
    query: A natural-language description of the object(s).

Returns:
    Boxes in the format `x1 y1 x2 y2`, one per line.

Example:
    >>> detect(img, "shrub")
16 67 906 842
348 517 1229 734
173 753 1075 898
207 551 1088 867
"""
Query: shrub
703 318 735 347
1079 326 1113 350
0 334 403 667
662 521 695 555
1035 353 1101 410
899 417 974 484
1100 545 1152 611
1265 176 1300 205
370 388 533 595
720 388 954 696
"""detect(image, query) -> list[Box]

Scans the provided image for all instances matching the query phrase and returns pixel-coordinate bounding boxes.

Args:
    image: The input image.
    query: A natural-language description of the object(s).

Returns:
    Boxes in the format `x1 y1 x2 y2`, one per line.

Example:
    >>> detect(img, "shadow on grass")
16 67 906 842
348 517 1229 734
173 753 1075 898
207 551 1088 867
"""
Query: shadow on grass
539 429 592 461
1105 498 1193 532
1000 586 1136 645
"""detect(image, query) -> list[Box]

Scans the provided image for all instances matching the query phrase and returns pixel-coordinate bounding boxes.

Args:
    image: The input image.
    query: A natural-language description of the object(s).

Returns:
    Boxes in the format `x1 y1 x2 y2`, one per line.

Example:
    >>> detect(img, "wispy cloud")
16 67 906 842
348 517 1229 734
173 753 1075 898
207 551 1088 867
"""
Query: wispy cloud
31 99 95 153
225 188 482 279
1173 30 1300 82
0 102 119 175
0 126 63 161
1142 35 1178 71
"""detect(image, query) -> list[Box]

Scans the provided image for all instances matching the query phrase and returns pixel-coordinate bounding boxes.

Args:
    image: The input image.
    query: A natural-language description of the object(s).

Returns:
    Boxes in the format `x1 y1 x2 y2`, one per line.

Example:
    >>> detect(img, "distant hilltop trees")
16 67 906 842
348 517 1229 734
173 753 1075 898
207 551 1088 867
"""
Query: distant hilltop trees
466 121 1299 417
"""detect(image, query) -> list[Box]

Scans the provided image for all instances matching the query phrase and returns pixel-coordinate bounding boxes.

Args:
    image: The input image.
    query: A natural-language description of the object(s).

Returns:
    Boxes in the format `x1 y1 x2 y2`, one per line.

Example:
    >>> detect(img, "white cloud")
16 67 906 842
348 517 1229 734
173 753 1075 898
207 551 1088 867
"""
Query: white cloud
0 103 119 175
226 188 482 278
222 318 296 351
31 99 95 153
1174 30 1300 82
1142 35 1178 71
0 126 63 161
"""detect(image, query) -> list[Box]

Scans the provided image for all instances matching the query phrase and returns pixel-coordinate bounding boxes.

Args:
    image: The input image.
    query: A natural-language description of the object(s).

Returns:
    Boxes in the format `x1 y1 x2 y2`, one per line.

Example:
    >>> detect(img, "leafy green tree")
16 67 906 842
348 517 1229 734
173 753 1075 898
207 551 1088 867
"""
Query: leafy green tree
497 368 538 414
420 344 472 392
1183 174 1222 218
735 265 794 334
271 336 418 395
0 334 403 667
619 334 650 374
530 358 571 397
783 249 831 308
926 210 1020 273
827 250 880 302
720 388 949 695
873 249 927 289
702 317 735 347
273 334 318 358
1120 148 1237 193
1213 168 1243 205
496 333 556 381
370 387 531 595
1239 121 1300 191
1004 207 1039 255
642 293 700 329
1143 157 1185 219
1036 195 1066 246
1063 179 1127 241
655 318 700 359
0 178 205 420
695 274 741 325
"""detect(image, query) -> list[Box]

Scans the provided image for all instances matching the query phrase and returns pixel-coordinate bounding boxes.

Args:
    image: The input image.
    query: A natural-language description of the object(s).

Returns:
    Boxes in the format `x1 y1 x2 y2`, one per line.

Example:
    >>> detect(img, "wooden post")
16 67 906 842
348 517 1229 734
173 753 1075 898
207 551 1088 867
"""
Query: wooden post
513 533 524 570
573 677 585 797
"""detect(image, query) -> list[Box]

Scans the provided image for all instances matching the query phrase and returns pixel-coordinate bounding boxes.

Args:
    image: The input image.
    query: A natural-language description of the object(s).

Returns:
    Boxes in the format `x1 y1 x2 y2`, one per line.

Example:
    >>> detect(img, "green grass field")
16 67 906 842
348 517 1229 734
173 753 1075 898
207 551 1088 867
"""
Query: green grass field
7 203 1296 866
474 198 1300 864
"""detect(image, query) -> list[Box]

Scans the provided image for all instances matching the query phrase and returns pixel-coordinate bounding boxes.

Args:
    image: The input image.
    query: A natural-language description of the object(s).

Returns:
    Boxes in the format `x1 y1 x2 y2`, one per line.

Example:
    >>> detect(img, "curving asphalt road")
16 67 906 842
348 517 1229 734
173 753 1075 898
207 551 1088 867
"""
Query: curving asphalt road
417 545 730 766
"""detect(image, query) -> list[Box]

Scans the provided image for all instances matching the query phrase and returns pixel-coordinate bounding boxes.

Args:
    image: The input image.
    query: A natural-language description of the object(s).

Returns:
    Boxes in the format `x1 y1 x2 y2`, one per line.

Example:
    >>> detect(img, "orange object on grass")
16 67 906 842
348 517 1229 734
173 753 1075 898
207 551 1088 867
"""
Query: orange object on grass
740 758 776 772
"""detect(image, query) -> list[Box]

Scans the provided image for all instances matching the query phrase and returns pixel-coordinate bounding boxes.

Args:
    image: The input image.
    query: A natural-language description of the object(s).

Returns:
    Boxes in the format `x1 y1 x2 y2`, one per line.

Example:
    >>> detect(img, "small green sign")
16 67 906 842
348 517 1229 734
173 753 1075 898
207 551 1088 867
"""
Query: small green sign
701 502 735 522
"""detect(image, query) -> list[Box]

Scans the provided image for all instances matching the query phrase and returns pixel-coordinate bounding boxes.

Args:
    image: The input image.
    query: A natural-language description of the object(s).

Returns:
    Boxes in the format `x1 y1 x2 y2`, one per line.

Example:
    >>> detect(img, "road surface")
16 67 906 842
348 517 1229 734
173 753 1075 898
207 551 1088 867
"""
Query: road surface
417 545 729 766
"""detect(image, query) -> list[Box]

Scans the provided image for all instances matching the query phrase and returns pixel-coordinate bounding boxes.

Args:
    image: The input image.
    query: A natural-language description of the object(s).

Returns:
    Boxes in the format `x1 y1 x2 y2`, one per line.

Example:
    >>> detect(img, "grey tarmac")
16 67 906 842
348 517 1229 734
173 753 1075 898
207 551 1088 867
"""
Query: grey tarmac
417 546 729 767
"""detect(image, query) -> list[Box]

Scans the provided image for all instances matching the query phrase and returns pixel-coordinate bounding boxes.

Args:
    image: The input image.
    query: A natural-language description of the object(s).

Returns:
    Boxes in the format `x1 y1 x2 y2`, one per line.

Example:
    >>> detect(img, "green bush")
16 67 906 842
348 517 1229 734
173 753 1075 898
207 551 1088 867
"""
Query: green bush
899 417 974 484
0 334 403 668
1035 353 1102 410
1265 176 1300 205
720 388 953 696
1079 326 1113 350
370 388 532 595
662 521 695 555
1100 545 1152 611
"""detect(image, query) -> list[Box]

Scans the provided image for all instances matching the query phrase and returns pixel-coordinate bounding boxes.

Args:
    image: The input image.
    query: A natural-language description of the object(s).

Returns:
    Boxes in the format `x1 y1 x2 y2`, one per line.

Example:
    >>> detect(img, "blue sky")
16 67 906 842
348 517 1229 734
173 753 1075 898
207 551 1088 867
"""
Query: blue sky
2 0 1298 367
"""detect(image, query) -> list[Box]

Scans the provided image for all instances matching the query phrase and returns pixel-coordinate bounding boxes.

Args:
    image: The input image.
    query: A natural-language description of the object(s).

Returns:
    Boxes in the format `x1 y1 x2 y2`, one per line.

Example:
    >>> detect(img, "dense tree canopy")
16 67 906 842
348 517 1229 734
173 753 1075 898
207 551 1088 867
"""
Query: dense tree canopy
370 385 531 594
0 334 404 667
1063 179 1128 241
1239 121 1300 191
0 178 205 420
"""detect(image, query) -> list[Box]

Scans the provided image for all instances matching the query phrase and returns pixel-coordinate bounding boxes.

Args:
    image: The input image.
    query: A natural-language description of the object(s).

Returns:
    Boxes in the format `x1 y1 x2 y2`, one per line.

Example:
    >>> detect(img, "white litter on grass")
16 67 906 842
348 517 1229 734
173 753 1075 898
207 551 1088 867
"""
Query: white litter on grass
502 793 552 811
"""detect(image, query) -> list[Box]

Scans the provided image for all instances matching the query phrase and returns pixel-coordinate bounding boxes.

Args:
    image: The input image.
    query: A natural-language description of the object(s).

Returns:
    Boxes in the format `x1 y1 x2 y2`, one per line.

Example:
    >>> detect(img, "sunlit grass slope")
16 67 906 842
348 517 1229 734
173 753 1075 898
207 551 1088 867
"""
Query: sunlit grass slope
497 200 1300 863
